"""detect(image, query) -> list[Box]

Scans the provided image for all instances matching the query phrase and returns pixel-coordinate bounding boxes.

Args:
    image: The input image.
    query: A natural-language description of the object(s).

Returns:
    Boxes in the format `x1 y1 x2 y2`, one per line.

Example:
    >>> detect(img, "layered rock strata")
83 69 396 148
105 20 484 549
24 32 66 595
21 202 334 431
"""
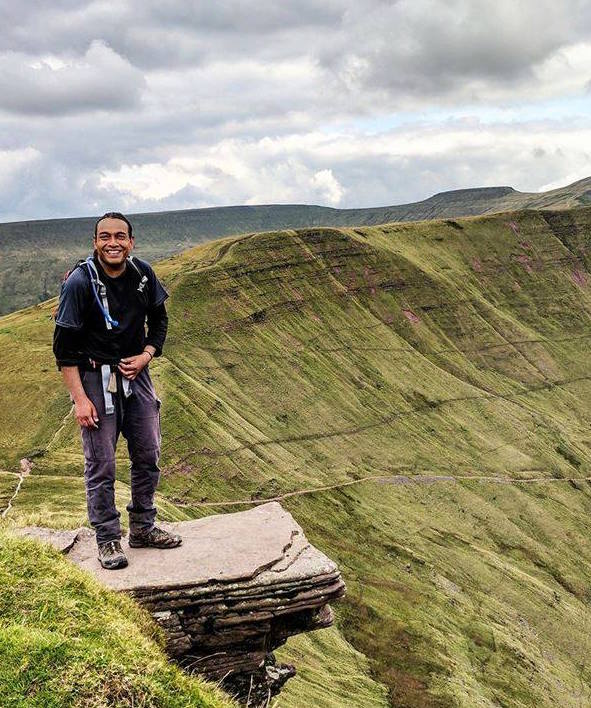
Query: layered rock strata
16 501 345 706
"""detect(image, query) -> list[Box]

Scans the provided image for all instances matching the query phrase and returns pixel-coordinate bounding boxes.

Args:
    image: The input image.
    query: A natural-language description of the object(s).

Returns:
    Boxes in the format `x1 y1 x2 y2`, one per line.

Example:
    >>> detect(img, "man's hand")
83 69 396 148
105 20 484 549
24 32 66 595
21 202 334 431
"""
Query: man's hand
118 352 151 380
61 366 98 428
75 396 99 429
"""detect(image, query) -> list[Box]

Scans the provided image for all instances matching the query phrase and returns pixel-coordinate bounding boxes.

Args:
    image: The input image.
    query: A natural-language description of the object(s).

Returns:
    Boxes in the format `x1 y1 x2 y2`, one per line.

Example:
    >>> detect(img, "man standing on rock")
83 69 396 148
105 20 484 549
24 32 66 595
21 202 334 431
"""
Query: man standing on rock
52 212 181 570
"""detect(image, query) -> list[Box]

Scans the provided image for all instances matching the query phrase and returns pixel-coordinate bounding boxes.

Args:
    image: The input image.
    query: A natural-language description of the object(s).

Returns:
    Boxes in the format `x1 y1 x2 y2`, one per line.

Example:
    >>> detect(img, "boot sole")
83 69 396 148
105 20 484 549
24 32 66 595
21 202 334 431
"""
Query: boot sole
99 558 128 570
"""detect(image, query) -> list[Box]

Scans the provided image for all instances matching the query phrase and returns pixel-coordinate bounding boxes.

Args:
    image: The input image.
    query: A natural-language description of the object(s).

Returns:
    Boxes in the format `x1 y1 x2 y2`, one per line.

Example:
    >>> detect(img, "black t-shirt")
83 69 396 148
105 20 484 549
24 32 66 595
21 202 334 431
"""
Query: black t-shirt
53 254 168 367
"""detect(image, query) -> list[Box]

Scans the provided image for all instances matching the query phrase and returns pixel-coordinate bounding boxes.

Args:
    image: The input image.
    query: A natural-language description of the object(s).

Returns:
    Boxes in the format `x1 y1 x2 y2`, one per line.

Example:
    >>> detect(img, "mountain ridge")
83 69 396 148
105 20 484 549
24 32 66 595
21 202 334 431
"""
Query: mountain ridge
4 176 591 227
1 175 590 315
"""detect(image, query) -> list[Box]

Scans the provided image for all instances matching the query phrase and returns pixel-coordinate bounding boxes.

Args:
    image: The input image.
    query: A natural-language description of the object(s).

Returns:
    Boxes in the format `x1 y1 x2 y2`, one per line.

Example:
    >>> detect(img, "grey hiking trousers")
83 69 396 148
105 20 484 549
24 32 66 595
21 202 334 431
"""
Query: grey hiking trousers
79 366 162 545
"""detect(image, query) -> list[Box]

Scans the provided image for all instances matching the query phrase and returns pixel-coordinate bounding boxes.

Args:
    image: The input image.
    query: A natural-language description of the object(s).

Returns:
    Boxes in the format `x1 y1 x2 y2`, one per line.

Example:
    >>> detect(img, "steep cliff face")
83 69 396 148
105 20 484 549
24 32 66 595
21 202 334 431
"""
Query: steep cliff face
4 206 591 705
16 502 345 706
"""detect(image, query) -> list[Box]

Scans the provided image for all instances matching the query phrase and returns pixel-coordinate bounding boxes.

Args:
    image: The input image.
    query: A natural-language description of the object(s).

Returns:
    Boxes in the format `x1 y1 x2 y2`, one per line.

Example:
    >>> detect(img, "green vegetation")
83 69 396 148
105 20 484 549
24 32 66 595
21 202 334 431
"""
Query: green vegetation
275 626 389 707
0 531 235 707
2 205 591 705
1 176 590 315
0 472 191 530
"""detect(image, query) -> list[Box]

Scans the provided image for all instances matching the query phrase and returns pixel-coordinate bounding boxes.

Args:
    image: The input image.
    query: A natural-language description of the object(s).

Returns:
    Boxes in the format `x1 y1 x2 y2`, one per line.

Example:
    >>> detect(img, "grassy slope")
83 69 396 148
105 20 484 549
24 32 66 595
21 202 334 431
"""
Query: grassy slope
2 207 591 704
275 627 389 707
1 177 590 315
0 531 235 708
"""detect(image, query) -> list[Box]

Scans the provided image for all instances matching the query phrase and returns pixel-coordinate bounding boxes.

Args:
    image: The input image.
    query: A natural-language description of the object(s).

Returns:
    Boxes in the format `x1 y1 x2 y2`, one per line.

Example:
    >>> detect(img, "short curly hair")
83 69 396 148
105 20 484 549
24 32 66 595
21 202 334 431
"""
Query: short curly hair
94 212 133 239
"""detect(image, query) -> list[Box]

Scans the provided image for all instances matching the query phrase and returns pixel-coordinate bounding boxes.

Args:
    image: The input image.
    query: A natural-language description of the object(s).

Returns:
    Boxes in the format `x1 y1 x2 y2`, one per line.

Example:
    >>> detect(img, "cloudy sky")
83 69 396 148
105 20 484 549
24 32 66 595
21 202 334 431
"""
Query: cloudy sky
1 0 590 222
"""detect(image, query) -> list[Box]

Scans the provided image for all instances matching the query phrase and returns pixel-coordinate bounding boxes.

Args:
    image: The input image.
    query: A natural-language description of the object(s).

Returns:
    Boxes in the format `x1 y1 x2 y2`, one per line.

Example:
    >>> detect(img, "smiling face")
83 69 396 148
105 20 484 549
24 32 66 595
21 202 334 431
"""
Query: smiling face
93 216 134 273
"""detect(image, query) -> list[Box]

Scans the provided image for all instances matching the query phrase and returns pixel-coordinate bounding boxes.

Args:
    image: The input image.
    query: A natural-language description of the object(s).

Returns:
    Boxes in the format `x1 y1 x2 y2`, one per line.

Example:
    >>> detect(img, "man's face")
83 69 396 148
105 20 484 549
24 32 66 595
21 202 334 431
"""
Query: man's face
94 217 134 268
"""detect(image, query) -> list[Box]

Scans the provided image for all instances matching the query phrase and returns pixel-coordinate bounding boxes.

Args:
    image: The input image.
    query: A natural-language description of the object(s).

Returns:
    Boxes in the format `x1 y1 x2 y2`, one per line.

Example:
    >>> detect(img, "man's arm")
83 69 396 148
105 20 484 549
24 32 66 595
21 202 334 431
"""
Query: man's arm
145 302 168 356
52 268 98 427
61 365 99 429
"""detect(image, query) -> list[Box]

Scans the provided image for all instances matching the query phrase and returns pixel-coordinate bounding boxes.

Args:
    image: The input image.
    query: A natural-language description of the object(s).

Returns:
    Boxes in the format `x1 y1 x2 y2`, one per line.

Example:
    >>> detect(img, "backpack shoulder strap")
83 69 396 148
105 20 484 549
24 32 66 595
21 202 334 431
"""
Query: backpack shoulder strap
84 256 100 281
127 255 149 297
83 256 119 330
52 258 91 321
62 259 87 282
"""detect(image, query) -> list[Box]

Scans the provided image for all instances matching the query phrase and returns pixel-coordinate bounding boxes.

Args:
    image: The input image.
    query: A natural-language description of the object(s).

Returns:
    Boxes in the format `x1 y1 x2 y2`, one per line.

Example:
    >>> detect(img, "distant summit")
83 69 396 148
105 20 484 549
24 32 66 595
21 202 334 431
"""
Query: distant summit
0 176 589 314
427 186 516 200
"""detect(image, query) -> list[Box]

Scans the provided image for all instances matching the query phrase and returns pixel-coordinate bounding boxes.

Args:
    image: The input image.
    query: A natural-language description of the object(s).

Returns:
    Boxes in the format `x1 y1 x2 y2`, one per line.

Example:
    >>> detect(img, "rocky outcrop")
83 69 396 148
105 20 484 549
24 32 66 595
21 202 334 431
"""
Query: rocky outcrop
16 502 345 706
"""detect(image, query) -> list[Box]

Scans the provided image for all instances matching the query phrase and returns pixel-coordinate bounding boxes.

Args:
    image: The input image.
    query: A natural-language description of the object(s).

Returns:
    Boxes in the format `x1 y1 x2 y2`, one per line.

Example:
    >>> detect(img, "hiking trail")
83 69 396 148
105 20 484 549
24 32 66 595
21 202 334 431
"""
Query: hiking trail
173 471 591 508
1 459 32 519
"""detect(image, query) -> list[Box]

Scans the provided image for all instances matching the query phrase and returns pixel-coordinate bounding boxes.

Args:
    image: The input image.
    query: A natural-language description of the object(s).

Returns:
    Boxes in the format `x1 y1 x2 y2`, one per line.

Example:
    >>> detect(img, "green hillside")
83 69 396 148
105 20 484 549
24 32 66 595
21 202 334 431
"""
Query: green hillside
1 176 590 315
0 531 235 708
3 206 591 705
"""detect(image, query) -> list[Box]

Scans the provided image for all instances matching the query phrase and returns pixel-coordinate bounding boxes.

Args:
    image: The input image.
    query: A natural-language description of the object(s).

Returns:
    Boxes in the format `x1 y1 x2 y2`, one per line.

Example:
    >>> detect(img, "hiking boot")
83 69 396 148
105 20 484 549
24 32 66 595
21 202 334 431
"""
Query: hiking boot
97 540 128 570
128 526 182 549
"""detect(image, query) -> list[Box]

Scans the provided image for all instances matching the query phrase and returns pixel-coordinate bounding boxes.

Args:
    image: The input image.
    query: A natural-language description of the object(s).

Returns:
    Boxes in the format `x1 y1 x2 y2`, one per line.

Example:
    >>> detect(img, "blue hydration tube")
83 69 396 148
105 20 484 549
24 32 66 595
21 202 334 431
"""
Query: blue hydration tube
84 261 119 328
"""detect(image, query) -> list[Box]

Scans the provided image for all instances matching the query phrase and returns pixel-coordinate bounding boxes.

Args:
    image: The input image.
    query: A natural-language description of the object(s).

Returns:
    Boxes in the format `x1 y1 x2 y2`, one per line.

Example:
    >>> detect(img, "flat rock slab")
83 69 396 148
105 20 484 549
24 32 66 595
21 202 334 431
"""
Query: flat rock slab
15 526 84 554
20 502 332 593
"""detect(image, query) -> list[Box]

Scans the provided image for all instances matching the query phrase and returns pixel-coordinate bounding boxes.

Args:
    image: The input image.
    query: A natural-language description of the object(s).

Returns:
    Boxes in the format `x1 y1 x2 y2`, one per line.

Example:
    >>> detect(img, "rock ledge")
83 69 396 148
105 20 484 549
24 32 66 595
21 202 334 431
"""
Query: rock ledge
16 501 345 706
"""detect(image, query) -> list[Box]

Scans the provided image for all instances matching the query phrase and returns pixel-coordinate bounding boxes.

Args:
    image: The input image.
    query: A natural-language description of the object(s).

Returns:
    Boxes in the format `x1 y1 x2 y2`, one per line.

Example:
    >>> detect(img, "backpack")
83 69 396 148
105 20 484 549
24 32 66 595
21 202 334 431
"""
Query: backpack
52 255 149 329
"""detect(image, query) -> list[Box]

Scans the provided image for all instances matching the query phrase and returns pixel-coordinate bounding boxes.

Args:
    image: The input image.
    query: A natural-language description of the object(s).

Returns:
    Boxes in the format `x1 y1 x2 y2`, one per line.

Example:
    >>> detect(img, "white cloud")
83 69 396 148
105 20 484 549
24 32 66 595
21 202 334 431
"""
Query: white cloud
310 169 345 205
93 120 591 213
98 140 348 207
0 41 145 115
0 147 41 188
0 0 591 220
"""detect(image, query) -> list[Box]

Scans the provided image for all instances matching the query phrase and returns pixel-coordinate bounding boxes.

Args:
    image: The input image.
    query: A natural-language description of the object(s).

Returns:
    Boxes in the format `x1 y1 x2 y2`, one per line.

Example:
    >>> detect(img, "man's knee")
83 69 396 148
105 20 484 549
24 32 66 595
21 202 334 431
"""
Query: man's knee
129 440 160 467
84 462 119 523
126 413 161 461
84 456 117 486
